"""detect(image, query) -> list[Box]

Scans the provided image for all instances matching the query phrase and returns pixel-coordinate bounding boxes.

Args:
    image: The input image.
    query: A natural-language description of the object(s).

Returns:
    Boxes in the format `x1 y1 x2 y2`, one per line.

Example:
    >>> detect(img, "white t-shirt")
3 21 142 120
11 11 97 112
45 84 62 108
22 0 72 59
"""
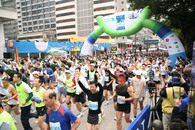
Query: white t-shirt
56 73 66 88
70 66 76 76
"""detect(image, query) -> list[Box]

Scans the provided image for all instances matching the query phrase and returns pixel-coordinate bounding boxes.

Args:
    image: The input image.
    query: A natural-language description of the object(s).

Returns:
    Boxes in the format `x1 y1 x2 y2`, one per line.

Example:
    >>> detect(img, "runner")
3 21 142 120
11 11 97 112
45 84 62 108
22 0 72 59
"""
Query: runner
76 72 103 130
13 73 38 130
31 78 46 130
43 89 81 130
0 69 7 99
104 69 113 106
74 67 88 118
65 70 76 110
87 63 97 83
130 70 146 119
0 100 17 130
109 74 135 130
45 64 54 89
1 77 20 119
56 67 67 104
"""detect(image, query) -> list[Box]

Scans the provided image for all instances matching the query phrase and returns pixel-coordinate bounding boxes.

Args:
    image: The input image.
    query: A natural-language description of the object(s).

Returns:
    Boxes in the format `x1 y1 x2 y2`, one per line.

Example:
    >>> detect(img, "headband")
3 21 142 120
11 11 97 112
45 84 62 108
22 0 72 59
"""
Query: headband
118 77 126 81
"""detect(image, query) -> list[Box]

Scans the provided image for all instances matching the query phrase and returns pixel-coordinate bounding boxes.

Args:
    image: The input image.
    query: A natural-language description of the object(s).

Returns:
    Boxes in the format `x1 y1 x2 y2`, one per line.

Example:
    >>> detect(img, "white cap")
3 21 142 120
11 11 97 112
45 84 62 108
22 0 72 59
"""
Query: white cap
90 63 95 66
32 71 39 75
136 70 141 75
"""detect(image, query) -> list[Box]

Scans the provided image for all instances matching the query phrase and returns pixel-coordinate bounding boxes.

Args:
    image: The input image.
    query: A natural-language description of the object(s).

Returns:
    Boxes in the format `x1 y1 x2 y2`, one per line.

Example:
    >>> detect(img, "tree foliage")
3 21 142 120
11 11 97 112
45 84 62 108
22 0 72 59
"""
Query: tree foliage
128 0 195 59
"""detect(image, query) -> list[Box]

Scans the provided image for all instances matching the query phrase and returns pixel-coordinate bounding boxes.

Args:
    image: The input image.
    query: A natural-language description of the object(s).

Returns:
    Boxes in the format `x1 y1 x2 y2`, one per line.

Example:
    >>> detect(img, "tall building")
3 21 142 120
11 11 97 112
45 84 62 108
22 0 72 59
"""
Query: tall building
0 0 17 58
16 0 56 41
1 0 18 41
55 0 115 42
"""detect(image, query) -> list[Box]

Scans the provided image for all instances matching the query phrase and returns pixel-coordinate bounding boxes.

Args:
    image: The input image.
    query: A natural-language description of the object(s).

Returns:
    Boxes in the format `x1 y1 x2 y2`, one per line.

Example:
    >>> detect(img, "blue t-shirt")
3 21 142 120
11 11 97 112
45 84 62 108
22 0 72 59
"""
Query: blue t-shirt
45 104 77 130
46 68 53 80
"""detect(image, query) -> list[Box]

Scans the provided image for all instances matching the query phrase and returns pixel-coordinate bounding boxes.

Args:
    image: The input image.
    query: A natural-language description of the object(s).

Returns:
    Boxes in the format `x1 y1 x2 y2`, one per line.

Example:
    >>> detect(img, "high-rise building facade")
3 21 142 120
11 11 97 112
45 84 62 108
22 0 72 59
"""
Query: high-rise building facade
16 0 56 41
2 0 18 41
55 0 115 42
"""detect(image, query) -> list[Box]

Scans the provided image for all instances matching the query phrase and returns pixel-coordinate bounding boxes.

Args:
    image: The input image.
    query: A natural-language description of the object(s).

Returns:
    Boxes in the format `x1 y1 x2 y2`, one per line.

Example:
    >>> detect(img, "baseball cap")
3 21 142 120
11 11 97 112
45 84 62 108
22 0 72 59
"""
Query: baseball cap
32 71 39 75
65 70 71 73
136 70 142 75
171 77 181 85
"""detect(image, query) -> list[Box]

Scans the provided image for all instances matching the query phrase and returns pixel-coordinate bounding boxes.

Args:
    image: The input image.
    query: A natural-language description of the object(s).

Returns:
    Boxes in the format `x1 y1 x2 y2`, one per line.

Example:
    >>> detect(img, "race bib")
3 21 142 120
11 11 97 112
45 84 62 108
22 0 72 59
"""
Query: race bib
75 89 80 95
117 96 126 104
128 78 132 83
105 76 109 82
49 122 61 130
89 76 94 81
88 101 98 110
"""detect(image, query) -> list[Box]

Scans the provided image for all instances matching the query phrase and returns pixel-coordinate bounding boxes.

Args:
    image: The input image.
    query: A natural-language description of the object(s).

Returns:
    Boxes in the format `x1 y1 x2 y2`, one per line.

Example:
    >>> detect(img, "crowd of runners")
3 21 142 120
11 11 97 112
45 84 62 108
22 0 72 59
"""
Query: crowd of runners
0 52 192 130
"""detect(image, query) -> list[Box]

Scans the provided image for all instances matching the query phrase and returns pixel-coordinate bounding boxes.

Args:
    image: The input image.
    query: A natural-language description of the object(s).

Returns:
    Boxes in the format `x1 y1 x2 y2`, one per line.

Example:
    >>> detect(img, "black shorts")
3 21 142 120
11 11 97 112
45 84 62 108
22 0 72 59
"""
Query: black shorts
154 81 161 84
162 75 166 79
36 106 46 116
7 104 18 108
47 79 53 83
67 92 75 97
117 103 131 114
75 93 85 104
104 85 113 91
87 114 99 125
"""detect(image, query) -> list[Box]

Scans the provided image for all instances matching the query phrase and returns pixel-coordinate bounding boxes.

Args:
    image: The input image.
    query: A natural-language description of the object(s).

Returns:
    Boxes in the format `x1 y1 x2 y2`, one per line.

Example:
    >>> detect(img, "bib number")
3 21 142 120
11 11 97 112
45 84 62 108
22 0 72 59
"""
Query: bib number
75 89 80 95
117 96 126 104
88 101 98 110
105 76 109 82
49 122 61 130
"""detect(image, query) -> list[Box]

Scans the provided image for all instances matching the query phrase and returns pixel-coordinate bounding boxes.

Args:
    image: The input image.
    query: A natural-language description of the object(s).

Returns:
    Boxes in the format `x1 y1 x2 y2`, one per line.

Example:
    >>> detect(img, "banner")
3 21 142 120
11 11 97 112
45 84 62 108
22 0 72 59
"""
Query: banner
163 32 185 55
70 35 109 43
126 104 150 130
103 9 143 31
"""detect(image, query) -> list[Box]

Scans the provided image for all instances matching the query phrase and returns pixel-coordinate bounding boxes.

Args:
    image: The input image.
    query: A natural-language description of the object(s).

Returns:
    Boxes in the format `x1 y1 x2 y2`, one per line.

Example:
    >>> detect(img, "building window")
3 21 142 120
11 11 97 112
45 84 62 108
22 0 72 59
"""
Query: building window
27 17 32 20
32 16 37 20
43 2 49 7
49 1 55 6
50 7 55 11
44 19 49 24
51 24 56 28
38 9 43 14
23 23 27 26
39 20 43 24
38 15 43 19
44 13 50 18
33 21 37 25
121 1 124 4
122 8 124 11
23 28 27 32
45 25 50 29
37 3 42 8
39 25 44 30
32 5 37 9
28 27 32 31
32 10 38 15
51 18 55 23
50 12 55 17
33 26 38 30
44 8 49 12
28 22 32 26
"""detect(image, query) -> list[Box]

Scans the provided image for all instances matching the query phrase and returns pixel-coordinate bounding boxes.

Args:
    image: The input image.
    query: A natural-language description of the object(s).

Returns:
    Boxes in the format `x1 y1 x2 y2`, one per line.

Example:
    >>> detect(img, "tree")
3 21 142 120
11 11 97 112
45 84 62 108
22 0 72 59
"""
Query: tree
128 0 195 59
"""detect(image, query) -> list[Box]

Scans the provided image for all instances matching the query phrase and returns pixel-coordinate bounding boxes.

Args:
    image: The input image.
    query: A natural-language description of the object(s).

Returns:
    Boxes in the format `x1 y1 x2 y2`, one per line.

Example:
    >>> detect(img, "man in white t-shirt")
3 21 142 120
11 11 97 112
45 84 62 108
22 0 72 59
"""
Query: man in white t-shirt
56 68 67 104
74 67 88 118
70 62 76 76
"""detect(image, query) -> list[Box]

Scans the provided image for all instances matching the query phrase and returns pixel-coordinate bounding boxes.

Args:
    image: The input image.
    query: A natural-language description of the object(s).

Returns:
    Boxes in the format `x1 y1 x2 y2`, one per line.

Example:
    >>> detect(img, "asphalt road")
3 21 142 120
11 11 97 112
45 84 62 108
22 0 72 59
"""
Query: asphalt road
13 90 151 130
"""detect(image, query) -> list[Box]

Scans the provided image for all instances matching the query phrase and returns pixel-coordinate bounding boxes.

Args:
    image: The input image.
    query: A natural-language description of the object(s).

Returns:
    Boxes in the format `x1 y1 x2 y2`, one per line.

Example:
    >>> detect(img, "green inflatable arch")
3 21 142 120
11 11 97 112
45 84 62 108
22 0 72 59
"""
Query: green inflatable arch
80 6 186 67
